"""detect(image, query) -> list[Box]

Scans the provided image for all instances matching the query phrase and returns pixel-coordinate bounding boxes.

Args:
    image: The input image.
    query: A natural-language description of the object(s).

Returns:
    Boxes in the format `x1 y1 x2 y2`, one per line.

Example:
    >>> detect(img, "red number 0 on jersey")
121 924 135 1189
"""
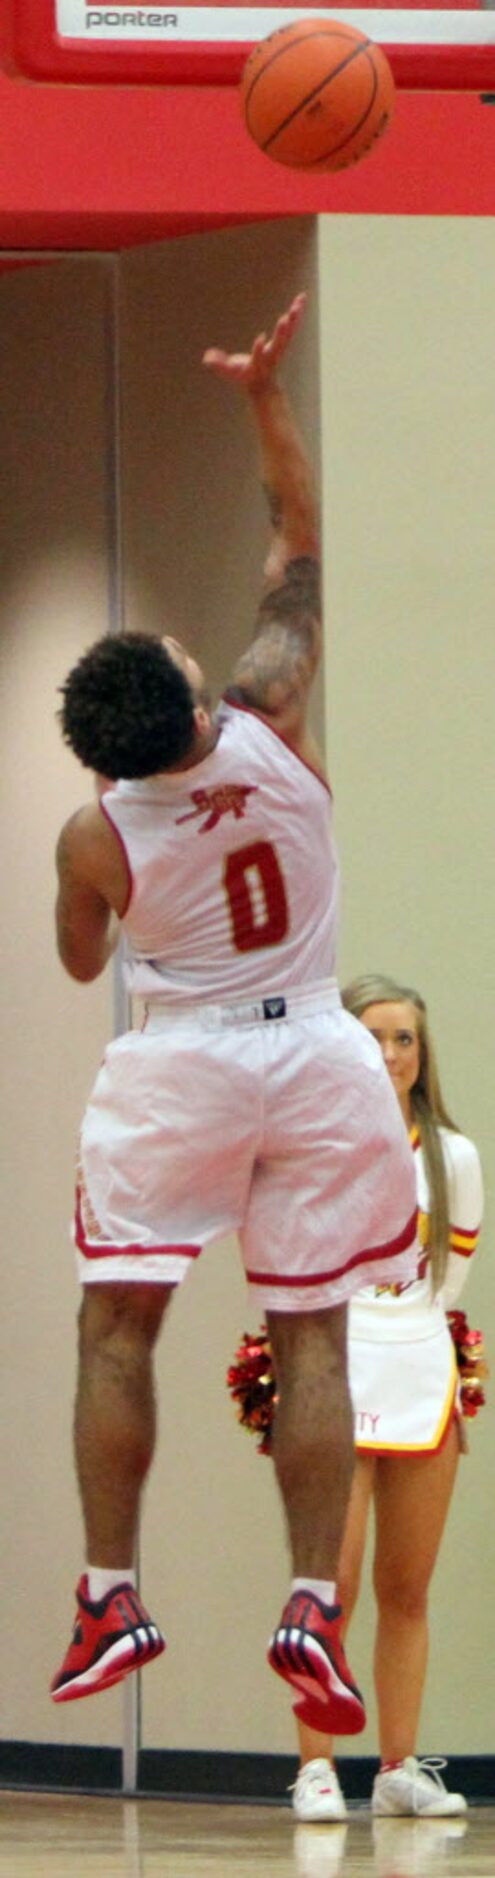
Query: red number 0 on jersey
224 840 289 953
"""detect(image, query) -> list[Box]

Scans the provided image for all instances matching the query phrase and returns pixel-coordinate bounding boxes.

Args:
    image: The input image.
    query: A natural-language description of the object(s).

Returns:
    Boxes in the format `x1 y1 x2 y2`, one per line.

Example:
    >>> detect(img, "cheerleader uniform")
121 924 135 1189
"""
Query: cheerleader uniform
348 1125 483 1453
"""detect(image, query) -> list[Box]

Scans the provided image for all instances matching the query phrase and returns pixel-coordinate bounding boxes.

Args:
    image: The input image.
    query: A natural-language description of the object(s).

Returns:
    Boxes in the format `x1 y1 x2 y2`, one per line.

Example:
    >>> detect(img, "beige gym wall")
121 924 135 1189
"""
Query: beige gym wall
0 214 493 1768
317 215 494 1757
0 220 321 1756
0 258 118 1748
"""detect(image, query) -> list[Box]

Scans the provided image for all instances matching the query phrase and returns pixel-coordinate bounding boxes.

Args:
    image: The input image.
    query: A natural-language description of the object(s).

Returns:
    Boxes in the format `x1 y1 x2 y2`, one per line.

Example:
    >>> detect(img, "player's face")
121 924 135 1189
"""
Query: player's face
360 1000 421 1119
162 635 208 702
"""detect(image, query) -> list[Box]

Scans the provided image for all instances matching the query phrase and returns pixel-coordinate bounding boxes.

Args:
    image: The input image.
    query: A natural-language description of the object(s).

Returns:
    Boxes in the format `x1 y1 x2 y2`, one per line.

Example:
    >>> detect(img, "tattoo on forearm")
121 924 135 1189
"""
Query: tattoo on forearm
257 556 321 630
227 556 322 715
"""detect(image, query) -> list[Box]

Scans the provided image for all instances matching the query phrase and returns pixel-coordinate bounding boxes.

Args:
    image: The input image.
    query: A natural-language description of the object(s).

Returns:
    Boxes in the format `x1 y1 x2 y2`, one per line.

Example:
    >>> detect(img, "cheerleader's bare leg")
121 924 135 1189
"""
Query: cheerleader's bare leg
372 1418 460 1761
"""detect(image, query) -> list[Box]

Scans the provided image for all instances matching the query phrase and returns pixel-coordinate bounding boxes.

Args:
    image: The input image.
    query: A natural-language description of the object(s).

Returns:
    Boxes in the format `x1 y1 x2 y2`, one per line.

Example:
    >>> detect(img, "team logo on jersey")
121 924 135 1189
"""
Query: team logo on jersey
175 784 258 832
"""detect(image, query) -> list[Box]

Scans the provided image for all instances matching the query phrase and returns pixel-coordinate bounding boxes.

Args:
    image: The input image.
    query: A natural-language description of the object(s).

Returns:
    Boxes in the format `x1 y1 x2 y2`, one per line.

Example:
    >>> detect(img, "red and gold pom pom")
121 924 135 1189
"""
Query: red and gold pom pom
447 1309 489 1421
226 1326 276 1456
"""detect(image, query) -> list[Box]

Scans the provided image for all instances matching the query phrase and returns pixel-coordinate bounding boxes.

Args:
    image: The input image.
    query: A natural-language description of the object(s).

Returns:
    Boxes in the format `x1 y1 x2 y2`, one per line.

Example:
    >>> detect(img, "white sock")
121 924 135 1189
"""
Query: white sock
87 1566 136 1602
292 1577 337 1607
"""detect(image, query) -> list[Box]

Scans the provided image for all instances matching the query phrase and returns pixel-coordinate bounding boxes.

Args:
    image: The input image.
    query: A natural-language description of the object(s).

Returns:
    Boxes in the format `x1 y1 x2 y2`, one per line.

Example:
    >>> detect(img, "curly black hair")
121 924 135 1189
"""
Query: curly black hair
58 632 197 779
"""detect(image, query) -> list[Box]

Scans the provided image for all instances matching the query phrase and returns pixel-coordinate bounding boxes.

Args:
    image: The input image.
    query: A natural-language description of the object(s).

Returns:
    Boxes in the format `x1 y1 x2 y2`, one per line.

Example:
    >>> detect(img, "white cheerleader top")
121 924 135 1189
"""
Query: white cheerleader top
350 1124 483 1345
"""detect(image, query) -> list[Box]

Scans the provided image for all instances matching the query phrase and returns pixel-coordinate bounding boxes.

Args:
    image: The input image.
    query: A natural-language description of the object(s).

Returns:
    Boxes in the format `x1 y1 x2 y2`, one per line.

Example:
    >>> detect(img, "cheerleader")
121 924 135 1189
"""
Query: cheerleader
293 974 484 1824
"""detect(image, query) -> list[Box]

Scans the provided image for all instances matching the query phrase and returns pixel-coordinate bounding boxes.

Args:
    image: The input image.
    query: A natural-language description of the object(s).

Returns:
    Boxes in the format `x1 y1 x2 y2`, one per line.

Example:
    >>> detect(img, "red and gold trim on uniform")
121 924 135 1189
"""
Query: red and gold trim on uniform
410 1124 480 1262
74 1179 201 1266
372 1126 424 1295
246 1207 418 1292
449 1222 480 1258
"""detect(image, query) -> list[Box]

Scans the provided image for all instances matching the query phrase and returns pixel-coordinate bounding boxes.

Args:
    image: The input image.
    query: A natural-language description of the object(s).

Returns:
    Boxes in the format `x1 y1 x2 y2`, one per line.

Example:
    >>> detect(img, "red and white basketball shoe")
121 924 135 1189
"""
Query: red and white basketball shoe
51 1576 165 1702
267 1590 366 1734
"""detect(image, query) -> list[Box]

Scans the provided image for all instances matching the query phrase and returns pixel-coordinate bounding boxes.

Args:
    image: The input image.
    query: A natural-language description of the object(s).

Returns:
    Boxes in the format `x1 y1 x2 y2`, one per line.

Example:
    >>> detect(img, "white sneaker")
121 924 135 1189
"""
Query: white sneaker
291 1757 348 1822
371 1756 468 1817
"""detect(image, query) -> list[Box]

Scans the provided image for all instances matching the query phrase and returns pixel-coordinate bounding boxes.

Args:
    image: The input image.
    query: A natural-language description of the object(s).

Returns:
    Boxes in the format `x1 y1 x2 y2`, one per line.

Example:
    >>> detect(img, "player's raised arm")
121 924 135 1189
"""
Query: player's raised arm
204 294 317 577
203 295 322 747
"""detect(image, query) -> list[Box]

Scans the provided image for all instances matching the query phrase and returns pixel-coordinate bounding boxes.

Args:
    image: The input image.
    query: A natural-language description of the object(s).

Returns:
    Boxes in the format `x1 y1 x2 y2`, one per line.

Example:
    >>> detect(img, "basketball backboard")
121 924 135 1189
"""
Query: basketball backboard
8 0 495 89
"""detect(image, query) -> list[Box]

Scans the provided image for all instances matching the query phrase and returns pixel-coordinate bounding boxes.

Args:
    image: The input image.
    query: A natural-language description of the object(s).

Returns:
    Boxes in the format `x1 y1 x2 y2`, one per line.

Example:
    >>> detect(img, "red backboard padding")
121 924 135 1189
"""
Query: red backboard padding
7 0 495 88
1 4 495 246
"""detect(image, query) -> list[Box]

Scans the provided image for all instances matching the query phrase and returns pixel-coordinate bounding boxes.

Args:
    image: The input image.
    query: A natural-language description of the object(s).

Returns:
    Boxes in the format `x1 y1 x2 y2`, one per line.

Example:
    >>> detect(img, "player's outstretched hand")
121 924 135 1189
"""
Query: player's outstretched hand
203 292 306 392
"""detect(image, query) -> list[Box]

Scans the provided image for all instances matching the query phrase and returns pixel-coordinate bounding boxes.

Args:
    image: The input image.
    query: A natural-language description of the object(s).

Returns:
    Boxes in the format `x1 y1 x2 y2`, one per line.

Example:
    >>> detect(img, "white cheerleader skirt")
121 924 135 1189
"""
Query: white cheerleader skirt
348 1314 458 1453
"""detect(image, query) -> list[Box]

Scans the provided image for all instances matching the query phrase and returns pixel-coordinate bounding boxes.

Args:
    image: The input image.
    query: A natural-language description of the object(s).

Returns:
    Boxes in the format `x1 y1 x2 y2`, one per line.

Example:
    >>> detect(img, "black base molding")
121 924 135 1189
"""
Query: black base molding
0 1742 494 1804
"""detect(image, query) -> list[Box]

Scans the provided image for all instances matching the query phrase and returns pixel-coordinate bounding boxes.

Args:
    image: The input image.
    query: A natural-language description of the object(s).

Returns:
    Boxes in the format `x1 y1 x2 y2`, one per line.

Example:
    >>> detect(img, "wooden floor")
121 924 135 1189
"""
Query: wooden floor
0 1794 494 1878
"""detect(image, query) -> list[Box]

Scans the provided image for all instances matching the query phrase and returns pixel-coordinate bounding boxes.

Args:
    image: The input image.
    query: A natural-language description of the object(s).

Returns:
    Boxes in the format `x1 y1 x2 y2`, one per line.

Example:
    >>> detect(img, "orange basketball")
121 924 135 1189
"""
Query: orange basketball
240 17 395 172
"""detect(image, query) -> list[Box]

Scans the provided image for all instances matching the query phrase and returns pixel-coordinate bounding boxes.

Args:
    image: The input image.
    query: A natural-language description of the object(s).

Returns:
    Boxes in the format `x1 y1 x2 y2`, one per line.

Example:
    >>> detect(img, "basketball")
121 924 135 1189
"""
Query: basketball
240 17 395 172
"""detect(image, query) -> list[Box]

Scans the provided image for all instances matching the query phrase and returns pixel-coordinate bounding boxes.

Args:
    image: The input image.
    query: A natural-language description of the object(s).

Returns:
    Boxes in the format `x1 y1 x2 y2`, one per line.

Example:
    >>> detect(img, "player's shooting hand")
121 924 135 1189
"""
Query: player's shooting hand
202 292 306 391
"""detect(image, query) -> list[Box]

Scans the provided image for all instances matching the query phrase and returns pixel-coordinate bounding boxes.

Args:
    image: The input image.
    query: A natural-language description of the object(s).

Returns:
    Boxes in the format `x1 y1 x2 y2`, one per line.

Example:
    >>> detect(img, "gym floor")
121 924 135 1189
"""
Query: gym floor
1 1793 494 1878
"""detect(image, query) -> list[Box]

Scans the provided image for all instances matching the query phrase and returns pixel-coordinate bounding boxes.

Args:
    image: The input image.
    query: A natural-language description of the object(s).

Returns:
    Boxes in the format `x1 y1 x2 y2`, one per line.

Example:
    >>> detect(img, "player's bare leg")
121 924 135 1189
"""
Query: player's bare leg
74 1282 173 1564
51 1282 172 1703
266 1306 366 1736
292 1452 375 1820
267 1306 352 1575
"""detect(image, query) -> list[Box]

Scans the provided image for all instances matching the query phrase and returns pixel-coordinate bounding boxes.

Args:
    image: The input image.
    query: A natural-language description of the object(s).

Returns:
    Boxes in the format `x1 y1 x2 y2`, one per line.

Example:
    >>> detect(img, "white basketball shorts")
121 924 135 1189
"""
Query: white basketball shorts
74 983 418 1313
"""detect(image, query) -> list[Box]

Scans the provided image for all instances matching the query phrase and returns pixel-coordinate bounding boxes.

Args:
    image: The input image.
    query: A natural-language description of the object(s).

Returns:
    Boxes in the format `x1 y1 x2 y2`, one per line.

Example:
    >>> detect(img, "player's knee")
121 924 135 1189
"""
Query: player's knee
78 1282 171 1357
267 1304 348 1388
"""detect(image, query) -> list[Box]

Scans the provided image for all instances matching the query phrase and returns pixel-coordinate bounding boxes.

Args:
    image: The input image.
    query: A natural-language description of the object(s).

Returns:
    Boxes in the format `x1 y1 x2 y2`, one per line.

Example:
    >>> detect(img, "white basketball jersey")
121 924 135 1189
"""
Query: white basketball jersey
101 701 340 1002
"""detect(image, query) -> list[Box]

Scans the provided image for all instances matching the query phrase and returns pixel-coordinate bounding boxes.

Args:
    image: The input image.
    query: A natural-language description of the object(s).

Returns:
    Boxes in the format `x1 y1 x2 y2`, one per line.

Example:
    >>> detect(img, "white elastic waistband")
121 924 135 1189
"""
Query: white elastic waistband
143 981 340 1031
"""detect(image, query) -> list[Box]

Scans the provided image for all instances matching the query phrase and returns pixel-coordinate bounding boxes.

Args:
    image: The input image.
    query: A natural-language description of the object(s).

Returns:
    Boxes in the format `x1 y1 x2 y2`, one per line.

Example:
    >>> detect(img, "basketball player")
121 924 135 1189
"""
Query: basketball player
51 294 418 1727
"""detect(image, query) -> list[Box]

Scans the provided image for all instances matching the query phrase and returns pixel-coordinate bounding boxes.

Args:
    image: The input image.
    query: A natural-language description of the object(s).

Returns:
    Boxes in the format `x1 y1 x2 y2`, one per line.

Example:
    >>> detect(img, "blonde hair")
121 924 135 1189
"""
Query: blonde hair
342 974 459 1293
